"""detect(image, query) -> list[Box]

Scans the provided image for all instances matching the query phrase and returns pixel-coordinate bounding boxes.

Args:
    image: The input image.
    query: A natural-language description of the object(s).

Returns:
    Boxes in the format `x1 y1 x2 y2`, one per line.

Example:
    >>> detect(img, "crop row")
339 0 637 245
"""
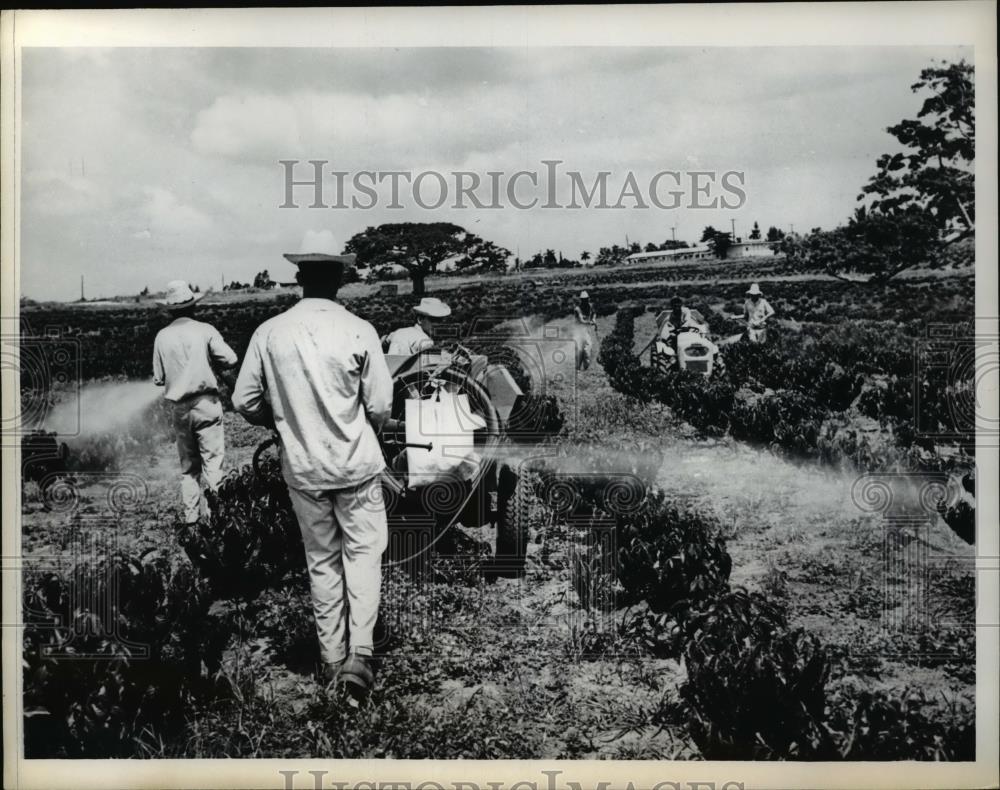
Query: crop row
22 461 974 759
522 472 973 759
20 271 972 383
600 307 975 476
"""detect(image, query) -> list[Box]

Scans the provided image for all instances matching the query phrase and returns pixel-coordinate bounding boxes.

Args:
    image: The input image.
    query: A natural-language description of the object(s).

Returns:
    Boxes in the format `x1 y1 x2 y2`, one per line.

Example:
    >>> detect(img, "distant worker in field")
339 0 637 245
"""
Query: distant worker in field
232 230 393 698
382 297 451 356
655 296 694 354
152 280 238 526
573 290 598 370
743 282 776 343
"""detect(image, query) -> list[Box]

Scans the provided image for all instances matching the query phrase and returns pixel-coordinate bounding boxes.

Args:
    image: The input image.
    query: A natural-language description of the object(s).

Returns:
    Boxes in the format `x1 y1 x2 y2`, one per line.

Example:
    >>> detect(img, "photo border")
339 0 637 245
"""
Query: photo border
2 3 997 789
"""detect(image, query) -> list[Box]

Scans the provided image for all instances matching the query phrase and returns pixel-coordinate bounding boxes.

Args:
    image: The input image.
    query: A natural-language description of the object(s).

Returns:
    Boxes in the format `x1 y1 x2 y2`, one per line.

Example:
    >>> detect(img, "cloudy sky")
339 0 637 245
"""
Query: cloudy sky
20 45 970 301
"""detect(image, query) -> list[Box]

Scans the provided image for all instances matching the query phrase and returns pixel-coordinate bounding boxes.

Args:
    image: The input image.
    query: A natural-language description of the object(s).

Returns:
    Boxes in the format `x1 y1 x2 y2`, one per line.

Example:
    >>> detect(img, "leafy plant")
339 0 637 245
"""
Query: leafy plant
179 457 302 601
679 590 832 760
22 549 225 757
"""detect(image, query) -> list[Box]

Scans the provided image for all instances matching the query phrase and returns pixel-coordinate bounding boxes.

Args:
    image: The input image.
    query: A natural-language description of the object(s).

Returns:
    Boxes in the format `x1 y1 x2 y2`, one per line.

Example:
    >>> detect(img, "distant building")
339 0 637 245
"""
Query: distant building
625 245 713 265
726 240 776 259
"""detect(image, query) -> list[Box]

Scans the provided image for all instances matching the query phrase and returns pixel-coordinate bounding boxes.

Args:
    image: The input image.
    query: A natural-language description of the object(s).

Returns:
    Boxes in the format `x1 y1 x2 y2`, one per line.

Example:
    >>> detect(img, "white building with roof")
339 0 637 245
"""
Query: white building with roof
625 245 713 265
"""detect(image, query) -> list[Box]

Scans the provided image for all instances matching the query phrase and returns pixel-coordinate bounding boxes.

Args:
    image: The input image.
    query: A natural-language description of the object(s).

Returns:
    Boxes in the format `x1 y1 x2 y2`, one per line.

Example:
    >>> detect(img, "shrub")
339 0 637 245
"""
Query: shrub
22 549 224 757
613 490 732 613
179 457 302 601
825 686 975 760
679 590 832 760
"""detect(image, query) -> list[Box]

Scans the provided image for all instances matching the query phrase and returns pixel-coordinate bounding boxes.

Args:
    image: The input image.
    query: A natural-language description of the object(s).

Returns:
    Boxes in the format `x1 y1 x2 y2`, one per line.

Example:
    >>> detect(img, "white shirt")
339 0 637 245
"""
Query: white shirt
744 297 775 328
152 317 237 402
657 307 693 339
232 299 393 491
384 324 434 356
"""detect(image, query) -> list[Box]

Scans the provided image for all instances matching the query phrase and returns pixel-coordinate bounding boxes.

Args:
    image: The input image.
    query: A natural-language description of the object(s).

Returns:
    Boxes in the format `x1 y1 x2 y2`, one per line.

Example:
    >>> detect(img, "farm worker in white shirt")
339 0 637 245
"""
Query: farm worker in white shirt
232 230 393 697
572 290 598 370
383 297 451 355
152 280 238 525
743 282 776 342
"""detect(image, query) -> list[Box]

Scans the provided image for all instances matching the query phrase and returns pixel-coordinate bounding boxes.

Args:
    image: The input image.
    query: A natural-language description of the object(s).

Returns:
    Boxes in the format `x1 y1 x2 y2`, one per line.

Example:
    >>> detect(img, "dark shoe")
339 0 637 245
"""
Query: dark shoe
319 660 345 688
338 653 375 697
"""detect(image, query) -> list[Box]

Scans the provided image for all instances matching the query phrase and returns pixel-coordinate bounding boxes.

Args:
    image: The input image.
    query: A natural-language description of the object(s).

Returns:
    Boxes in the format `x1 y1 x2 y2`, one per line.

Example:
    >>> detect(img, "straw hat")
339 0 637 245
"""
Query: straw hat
413 297 451 318
158 280 205 309
579 290 590 299
283 229 357 266
746 283 763 296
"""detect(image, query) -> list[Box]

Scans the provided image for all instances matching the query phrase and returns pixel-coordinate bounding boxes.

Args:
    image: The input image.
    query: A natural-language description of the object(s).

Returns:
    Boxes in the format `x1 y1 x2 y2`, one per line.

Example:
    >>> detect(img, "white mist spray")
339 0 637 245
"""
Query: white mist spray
39 379 162 439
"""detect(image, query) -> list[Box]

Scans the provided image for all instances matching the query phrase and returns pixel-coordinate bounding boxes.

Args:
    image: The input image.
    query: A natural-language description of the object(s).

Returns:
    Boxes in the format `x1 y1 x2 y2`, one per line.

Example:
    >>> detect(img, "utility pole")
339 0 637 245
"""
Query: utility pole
789 223 794 235
80 275 84 301
730 218 737 241
671 226 676 243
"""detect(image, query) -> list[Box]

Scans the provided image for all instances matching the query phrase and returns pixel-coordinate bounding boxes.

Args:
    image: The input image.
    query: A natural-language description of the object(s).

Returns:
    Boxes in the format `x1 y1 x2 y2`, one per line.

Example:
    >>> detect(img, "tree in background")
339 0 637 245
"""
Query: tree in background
252 270 273 289
580 251 591 263
595 245 629 266
785 59 974 282
700 226 732 259
749 221 762 240
346 222 489 295
766 226 786 243
455 239 512 274
860 59 974 241
782 206 939 282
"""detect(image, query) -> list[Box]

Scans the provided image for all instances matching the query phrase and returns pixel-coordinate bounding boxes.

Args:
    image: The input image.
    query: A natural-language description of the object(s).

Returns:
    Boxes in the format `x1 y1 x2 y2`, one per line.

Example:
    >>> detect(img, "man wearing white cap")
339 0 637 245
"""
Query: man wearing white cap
232 230 393 696
573 290 598 370
383 297 451 356
743 282 775 343
153 281 238 525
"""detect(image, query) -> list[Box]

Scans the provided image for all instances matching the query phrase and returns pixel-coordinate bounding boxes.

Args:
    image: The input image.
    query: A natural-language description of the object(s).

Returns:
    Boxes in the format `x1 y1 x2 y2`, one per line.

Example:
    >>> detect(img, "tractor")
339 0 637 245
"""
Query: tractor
254 342 533 577
649 309 724 377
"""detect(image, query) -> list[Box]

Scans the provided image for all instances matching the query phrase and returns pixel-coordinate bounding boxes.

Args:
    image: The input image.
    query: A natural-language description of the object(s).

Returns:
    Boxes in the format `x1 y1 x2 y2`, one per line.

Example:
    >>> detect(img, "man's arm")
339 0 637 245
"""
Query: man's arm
152 335 165 387
763 299 776 321
359 324 393 431
208 327 239 368
232 331 274 428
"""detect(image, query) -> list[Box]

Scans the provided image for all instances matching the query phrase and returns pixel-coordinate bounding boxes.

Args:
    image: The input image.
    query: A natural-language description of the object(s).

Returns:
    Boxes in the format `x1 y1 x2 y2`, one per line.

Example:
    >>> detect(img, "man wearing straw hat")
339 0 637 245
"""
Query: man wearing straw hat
232 230 393 697
153 280 238 525
742 282 776 343
383 297 452 356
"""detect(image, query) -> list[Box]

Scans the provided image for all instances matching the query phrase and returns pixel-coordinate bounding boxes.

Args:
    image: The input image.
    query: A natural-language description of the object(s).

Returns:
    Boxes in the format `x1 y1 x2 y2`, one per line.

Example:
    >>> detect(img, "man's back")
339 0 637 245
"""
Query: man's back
385 324 432 356
233 298 392 491
153 317 236 402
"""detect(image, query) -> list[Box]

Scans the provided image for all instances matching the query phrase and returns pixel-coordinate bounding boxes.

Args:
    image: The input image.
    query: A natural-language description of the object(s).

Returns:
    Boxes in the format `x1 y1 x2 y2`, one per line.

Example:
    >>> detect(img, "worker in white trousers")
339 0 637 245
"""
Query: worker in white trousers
152 280 238 525
233 230 393 697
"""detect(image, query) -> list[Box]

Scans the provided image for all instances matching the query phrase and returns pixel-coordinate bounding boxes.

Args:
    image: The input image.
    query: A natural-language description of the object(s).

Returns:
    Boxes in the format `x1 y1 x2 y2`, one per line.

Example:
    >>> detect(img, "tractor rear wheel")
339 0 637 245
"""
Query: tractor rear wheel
492 463 527 577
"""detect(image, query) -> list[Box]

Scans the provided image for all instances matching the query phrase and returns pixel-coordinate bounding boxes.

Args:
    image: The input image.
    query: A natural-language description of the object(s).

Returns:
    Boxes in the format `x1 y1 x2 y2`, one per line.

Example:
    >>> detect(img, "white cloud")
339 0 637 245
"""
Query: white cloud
22 170 108 217
191 94 302 158
141 187 213 236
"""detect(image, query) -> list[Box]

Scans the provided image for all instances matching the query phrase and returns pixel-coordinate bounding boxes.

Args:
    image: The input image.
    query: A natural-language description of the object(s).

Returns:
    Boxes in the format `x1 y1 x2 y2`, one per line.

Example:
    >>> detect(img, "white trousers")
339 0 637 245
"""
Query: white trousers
287 476 389 665
171 393 225 524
